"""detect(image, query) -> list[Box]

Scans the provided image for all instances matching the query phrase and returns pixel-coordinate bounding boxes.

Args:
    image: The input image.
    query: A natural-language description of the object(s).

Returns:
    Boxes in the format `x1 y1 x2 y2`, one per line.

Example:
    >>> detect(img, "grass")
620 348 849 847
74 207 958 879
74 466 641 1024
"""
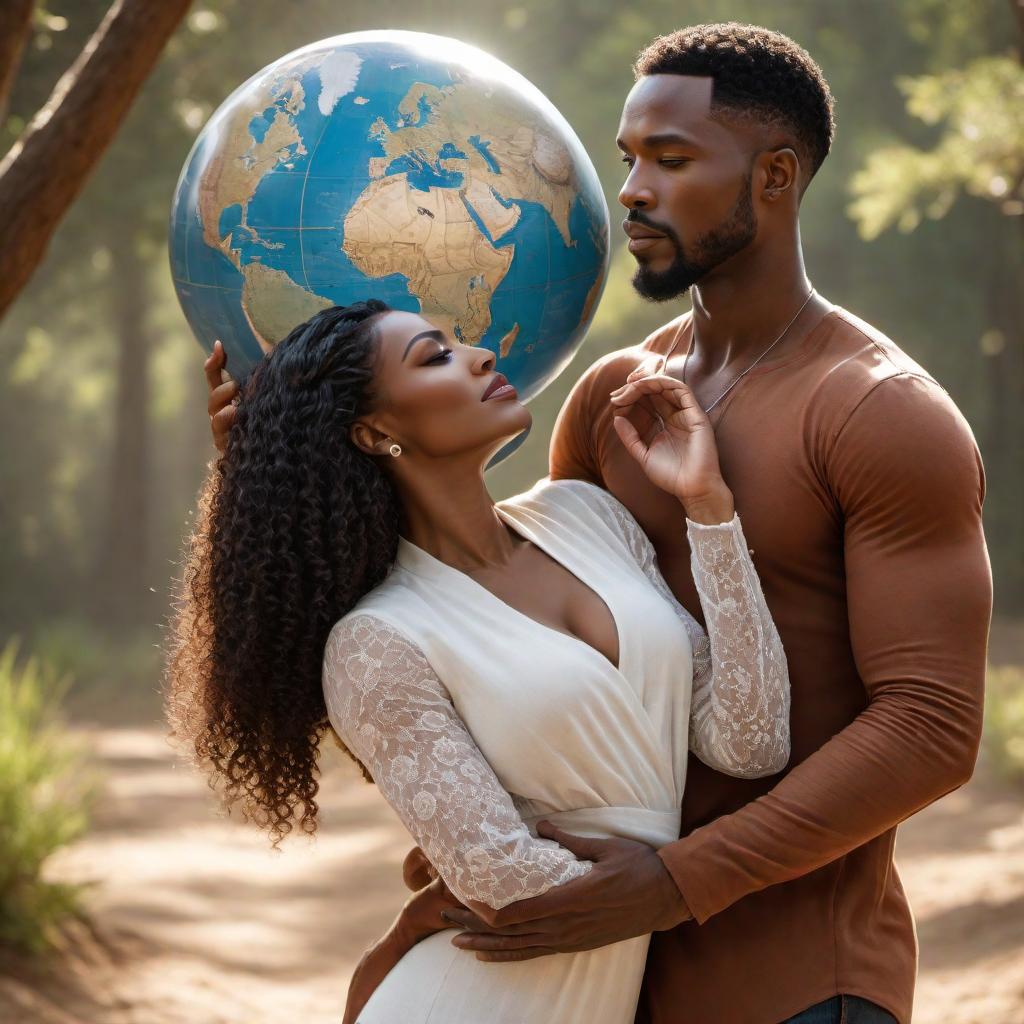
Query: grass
0 638 99 953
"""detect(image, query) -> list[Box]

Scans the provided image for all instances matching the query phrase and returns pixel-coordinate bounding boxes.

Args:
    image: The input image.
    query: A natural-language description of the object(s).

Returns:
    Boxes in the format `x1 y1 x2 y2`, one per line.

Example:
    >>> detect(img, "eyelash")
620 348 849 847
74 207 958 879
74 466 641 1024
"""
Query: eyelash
426 348 453 364
620 157 688 168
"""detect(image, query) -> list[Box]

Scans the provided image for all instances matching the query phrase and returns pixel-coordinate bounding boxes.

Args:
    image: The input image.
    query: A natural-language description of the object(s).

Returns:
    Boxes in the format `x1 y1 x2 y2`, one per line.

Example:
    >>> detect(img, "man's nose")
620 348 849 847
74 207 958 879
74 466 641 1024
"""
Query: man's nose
618 164 655 211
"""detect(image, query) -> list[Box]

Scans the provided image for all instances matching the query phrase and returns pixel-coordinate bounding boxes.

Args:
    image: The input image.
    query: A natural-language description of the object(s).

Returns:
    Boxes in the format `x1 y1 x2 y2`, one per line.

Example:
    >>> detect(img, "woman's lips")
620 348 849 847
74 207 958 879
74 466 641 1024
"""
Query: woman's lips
481 372 518 401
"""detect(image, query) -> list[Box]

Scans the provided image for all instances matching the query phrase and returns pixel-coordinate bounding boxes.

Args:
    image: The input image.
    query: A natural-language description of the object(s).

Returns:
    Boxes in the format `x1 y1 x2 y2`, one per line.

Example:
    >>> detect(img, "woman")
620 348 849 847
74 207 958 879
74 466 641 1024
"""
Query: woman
166 300 790 1023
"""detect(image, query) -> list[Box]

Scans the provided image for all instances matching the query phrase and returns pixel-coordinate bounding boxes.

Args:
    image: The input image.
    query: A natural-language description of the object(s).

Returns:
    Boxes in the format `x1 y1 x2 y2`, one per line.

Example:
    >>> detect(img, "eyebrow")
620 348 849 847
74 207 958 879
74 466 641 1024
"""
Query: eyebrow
402 329 445 361
616 131 701 151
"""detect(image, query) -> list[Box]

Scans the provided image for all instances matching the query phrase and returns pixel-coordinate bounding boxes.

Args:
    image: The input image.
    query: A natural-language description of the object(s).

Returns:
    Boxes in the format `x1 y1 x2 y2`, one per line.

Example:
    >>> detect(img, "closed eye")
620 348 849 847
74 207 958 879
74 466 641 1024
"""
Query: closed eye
620 156 689 167
425 348 453 365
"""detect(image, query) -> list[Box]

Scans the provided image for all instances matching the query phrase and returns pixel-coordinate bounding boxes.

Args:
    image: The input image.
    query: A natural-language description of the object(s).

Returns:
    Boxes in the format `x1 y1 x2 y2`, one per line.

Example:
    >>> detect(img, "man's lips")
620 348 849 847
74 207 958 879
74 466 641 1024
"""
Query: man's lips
623 219 668 254
481 372 517 401
622 219 666 240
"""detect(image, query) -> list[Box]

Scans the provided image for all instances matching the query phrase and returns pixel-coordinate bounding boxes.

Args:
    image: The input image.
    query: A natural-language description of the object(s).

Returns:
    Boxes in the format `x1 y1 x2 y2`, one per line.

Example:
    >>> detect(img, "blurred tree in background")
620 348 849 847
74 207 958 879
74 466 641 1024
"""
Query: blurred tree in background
0 1 1019 696
848 0 1023 604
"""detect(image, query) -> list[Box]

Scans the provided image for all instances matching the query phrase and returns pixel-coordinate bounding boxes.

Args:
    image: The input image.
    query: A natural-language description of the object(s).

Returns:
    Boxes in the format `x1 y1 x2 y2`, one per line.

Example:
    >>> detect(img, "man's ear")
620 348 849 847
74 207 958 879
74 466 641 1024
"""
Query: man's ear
761 146 800 201
349 419 391 457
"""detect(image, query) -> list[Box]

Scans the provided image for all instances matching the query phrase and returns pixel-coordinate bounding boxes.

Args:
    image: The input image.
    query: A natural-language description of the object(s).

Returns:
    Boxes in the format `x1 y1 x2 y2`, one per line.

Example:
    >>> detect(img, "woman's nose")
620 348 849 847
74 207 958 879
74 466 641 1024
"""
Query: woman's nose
472 346 496 374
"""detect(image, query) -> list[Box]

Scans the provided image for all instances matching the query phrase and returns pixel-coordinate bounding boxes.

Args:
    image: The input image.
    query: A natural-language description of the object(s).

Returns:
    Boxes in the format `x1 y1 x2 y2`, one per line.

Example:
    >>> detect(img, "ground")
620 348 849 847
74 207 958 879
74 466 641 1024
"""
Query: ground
1 723 1022 1024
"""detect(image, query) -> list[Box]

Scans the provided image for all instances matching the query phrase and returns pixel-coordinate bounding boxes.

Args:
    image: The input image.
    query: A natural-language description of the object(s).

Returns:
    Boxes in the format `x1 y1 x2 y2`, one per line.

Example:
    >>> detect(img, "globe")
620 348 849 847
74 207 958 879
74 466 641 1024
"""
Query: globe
169 29 610 414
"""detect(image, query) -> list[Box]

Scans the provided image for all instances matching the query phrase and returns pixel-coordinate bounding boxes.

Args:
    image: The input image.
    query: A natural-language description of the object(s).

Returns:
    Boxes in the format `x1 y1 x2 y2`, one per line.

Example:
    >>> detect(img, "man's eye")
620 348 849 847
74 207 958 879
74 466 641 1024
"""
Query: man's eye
660 158 688 167
426 348 453 364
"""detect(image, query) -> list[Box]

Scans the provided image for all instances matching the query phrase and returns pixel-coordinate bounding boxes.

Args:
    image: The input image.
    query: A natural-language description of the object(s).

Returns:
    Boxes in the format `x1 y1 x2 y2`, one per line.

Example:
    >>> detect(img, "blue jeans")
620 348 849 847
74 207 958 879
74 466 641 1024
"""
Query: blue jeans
782 995 898 1024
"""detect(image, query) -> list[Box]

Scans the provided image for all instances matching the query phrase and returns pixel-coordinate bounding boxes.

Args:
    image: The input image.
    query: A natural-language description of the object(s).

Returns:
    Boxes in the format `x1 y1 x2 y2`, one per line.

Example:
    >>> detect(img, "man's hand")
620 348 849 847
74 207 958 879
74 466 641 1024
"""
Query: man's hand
204 339 239 454
441 822 692 963
342 875 463 1024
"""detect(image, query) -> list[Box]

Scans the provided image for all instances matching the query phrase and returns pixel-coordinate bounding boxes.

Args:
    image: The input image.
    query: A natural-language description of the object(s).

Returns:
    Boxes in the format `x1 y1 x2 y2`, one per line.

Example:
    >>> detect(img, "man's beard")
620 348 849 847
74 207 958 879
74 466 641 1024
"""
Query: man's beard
630 170 758 303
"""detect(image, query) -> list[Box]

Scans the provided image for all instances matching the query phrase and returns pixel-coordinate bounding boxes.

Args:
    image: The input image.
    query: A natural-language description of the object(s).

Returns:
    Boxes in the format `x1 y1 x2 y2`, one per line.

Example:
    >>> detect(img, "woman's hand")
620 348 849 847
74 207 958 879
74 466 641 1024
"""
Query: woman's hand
610 371 734 524
204 339 239 454
402 844 437 891
343 875 463 1024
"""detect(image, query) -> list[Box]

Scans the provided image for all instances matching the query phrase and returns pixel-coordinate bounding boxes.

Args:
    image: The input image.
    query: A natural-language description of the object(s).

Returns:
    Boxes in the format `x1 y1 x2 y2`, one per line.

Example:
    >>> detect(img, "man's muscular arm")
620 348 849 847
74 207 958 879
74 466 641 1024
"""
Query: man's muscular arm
655 374 991 922
448 371 990 960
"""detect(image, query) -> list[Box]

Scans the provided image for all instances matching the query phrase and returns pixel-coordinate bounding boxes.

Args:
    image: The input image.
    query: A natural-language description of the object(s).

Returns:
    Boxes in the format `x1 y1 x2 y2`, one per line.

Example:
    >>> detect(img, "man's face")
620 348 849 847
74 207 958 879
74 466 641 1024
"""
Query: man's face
616 75 760 301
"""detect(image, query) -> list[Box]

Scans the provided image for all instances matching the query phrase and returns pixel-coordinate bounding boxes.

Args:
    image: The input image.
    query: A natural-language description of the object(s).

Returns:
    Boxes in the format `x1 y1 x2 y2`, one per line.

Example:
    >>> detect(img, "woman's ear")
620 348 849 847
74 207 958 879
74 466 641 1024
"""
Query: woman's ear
349 419 393 457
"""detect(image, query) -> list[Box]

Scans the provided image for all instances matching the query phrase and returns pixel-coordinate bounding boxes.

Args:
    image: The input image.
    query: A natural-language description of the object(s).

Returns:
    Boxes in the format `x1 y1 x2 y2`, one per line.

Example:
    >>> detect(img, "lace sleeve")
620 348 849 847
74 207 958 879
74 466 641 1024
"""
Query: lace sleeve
322 613 591 910
683 515 791 777
562 480 791 779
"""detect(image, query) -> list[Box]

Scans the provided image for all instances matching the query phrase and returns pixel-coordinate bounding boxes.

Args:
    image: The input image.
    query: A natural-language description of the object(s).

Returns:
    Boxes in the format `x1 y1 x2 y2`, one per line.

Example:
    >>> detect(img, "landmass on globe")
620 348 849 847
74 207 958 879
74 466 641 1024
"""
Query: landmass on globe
170 34 608 401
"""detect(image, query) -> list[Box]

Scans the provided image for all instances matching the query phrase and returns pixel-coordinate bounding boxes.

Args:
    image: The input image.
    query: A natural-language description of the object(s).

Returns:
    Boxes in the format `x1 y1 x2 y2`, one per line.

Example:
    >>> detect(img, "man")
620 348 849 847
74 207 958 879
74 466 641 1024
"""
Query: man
206 24 991 1024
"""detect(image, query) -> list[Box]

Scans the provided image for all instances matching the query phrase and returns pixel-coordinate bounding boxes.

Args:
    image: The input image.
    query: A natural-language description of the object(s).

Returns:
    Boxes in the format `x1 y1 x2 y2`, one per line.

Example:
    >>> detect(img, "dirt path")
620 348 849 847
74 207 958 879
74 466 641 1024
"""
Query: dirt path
2 725 1022 1024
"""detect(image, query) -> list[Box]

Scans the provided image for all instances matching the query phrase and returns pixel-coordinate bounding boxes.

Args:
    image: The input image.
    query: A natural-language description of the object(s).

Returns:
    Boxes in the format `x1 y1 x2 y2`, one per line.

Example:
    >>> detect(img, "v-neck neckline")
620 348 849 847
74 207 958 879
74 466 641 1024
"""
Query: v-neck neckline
395 501 624 675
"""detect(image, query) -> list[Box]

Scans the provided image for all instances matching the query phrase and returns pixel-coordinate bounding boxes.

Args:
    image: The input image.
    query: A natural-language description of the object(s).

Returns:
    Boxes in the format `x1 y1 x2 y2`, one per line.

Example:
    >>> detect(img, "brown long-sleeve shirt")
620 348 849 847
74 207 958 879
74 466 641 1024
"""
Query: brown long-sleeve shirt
548 303 992 1024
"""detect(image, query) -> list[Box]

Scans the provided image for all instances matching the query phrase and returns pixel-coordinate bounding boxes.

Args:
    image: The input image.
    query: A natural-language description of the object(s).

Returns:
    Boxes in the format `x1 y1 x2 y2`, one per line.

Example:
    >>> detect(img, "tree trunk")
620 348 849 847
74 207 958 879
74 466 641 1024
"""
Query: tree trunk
1012 0 1024 59
0 0 34 124
96 233 151 629
0 0 192 320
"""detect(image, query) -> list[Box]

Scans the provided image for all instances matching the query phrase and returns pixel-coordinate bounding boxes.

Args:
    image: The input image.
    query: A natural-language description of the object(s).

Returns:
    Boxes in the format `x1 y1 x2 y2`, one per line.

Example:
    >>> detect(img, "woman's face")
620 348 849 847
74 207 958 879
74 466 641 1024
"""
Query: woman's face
360 311 531 462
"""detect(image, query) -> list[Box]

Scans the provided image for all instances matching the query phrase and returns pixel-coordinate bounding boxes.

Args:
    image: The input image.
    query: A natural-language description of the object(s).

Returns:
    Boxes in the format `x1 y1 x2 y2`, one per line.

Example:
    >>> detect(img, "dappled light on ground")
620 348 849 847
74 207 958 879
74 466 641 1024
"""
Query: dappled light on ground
0 725 1021 1024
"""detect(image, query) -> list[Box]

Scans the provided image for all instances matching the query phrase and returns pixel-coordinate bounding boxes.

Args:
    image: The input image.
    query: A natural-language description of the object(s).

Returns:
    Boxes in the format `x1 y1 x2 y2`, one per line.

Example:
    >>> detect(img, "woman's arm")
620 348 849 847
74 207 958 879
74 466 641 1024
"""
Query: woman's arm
341 876 457 1024
325 613 592 1017
562 480 790 777
605 371 791 775
322 613 591 912
645 512 790 776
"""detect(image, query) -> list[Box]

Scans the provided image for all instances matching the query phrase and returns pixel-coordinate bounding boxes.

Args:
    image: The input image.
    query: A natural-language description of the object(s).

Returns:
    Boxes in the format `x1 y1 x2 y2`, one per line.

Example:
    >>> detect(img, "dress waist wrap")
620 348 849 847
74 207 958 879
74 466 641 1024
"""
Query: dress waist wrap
523 806 681 849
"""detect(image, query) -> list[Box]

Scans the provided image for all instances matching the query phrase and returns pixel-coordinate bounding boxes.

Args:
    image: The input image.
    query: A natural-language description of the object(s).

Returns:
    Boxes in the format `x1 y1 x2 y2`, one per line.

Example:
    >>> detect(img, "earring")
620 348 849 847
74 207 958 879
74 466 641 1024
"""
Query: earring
389 443 402 457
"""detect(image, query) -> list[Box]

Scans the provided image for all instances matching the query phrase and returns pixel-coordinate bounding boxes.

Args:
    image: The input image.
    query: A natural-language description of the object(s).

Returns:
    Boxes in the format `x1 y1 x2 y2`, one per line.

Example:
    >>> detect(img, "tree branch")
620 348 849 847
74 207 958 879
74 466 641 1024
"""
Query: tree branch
0 0 193 320
0 0 35 125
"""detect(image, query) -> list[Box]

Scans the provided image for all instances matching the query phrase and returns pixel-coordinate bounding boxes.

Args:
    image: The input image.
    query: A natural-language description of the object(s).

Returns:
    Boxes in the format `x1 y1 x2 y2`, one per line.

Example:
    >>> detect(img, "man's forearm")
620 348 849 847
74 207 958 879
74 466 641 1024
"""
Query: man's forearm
658 687 983 922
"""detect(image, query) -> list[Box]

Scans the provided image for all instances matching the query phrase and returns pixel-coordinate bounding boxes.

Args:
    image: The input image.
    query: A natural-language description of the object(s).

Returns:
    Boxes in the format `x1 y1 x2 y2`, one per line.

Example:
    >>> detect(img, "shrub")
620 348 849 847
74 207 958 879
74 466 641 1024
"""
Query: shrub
982 664 1024 787
0 638 98 953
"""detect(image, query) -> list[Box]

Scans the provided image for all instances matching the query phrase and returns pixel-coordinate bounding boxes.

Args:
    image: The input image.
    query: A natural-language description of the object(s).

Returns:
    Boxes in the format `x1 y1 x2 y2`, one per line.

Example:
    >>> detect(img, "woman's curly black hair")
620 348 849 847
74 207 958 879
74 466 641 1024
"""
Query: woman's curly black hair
164 300 399 846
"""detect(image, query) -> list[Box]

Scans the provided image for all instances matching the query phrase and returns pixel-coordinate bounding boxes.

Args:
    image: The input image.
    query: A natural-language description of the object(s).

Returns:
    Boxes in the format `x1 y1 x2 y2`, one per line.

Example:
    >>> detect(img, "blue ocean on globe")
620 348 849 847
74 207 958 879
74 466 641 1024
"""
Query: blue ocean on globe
169 30 610 405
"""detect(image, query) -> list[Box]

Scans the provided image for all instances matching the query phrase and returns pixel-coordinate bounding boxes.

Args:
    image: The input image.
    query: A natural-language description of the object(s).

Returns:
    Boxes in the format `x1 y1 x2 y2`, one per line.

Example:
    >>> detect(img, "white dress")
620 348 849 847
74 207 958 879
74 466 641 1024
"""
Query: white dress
322 478 790 1024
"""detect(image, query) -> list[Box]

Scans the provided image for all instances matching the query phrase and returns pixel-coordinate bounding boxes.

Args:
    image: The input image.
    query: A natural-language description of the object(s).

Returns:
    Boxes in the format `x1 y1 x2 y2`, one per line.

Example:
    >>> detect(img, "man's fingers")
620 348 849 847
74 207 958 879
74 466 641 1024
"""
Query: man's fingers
443 908 543 936
441 908 491 933
208 379 239 417
535 820 606 860
475 947 558 963
451 931 550 952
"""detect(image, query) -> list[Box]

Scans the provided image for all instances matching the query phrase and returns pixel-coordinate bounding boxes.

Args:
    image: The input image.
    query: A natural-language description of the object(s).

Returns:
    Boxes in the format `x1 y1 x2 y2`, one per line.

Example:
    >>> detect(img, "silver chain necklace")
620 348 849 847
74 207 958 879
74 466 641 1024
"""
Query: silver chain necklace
661 286 817 413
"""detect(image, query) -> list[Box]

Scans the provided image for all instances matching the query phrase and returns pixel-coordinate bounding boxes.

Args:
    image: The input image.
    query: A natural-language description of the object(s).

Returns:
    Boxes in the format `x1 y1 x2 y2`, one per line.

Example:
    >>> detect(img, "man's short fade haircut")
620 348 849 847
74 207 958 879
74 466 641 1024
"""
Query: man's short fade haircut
633 22 835 184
